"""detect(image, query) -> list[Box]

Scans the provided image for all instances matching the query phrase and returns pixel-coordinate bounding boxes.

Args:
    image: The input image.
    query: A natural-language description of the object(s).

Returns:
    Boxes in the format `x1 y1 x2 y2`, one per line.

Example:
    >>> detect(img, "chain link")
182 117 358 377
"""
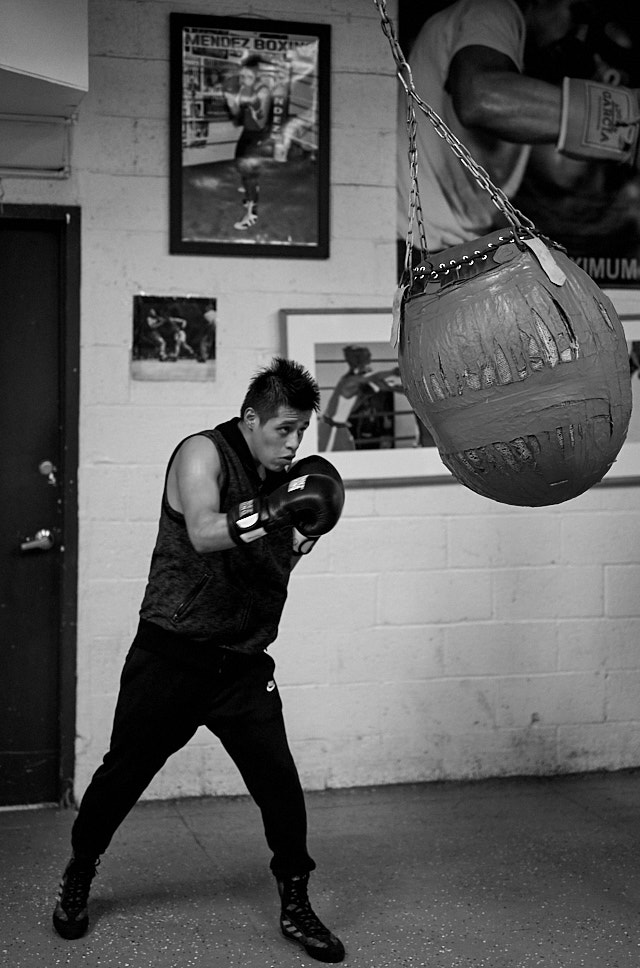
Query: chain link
373 0 537 271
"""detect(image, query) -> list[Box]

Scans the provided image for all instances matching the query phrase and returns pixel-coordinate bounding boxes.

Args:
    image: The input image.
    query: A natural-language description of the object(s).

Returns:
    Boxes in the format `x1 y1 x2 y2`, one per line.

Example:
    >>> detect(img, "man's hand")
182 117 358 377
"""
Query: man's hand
227 458 345 548
287 456 345 556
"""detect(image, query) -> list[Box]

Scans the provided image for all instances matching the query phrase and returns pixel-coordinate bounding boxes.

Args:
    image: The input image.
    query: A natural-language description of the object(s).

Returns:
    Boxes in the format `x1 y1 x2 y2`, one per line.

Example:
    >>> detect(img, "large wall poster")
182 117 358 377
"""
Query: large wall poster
169 14 330 259
397 0 640 291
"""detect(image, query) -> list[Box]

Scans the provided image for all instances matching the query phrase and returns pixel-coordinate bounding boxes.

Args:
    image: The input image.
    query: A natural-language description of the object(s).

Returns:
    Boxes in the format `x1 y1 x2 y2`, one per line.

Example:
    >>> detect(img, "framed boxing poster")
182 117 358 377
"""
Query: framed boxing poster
169 14 330 259
281 308 454 486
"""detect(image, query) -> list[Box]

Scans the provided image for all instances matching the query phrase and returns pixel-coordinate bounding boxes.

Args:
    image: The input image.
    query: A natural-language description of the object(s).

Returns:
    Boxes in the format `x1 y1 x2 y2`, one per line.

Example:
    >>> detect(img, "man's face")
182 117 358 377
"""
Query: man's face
246 406 312 472
239 67 258 89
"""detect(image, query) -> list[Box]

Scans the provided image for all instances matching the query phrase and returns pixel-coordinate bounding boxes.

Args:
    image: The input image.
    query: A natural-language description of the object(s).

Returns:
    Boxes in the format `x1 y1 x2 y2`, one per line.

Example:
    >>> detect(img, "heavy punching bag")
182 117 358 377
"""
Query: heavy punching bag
375 0 632 507
399 230 632 506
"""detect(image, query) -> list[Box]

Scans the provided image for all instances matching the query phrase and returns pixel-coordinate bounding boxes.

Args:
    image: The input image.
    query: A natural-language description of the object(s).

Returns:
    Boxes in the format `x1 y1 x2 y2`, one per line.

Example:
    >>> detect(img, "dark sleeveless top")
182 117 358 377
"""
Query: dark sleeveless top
136 418 293 666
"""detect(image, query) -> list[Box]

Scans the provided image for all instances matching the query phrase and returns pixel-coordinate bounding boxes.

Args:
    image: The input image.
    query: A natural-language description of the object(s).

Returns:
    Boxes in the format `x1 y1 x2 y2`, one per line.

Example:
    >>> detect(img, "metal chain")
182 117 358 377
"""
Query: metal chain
374 0 537 268
404 97 428 267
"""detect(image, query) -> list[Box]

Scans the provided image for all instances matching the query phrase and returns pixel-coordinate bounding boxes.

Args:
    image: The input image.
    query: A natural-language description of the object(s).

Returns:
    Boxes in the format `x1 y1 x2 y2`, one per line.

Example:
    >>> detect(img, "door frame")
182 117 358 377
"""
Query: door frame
1 203 80 805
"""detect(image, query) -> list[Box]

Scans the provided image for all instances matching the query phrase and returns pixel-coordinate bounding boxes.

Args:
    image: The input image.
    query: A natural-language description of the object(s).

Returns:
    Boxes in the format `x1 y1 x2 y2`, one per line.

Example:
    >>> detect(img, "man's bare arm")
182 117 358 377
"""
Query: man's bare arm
168 435 236 553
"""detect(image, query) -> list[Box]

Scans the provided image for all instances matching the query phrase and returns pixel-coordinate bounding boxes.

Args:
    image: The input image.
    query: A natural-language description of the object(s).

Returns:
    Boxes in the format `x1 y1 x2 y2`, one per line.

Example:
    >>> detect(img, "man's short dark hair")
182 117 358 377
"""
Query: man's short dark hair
240 53 265 71
240 357 320 420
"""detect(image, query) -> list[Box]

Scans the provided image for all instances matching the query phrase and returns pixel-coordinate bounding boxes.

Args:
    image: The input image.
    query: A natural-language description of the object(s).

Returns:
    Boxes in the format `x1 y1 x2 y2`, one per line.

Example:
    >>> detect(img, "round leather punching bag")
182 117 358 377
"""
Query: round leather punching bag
399 230 632 506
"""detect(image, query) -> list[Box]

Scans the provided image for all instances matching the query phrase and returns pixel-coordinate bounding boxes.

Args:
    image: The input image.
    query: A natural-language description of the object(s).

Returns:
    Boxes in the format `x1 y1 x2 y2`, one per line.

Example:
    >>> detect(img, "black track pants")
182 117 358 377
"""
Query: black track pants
71 639 315 878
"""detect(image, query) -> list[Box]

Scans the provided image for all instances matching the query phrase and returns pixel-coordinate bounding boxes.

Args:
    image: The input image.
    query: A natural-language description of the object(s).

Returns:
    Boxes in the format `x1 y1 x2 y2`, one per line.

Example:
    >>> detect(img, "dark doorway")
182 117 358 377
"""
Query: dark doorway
0 205 80 806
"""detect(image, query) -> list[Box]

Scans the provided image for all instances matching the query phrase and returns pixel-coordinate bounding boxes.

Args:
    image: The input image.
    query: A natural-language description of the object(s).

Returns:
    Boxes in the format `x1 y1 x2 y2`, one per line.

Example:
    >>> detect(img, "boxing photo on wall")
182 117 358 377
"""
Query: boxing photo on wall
169 14 330 259
281 308 454 486
131 294 217 381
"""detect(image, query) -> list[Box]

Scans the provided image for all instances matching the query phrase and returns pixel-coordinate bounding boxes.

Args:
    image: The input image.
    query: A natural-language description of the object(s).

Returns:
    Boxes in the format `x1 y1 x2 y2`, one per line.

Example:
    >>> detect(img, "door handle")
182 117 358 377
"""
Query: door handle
20 528 55 552
39 460 58 486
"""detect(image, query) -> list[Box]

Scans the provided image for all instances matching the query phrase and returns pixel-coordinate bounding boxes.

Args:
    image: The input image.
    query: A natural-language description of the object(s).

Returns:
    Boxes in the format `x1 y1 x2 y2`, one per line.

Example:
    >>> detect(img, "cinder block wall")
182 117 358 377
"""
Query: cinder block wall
4 0 640 802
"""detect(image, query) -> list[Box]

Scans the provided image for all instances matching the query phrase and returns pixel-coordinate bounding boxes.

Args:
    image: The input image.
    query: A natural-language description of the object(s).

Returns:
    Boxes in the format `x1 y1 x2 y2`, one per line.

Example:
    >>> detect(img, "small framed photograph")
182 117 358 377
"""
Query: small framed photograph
169 14 330 259
131 294 217 381
281 308 452 486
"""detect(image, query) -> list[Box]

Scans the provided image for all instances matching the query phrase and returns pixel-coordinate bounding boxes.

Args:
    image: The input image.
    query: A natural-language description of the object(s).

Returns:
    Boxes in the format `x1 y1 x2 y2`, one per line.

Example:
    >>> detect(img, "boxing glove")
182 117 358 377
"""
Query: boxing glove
227 461 344 548
366 367 403 393
557 77 640 166
286 456 345 555
288 455 345 496
238 92 262 109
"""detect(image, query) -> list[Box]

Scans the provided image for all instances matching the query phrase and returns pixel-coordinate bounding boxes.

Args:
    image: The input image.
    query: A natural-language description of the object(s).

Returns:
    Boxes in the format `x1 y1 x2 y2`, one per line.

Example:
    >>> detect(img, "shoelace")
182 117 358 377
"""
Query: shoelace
60 859 99 913
283 877 331 938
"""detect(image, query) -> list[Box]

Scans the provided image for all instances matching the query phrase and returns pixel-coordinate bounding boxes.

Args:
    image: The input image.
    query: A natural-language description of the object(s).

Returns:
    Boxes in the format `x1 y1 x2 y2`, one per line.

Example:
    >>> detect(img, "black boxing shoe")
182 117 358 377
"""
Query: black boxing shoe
277 873 345 963
52 855 99 939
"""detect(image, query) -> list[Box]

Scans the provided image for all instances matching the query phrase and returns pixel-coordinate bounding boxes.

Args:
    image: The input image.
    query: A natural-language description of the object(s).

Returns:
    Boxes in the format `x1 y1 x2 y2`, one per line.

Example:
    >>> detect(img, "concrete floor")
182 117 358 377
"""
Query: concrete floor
2 772 640 967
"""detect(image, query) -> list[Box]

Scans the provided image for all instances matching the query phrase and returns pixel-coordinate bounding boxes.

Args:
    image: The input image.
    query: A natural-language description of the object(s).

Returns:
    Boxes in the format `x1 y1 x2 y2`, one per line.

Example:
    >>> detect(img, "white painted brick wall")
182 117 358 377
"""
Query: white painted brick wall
4 0 640 803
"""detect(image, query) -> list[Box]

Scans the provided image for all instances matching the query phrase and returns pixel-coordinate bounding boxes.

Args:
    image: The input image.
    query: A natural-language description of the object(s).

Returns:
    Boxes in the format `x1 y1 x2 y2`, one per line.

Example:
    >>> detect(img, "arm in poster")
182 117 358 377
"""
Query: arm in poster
440 16 640 158
448 47 560 143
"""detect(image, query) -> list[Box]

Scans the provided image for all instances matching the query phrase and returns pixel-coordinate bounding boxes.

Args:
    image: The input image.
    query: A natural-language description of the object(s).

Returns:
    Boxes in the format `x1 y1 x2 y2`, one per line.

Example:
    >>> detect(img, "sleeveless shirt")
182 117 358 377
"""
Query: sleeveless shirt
137 418 293 666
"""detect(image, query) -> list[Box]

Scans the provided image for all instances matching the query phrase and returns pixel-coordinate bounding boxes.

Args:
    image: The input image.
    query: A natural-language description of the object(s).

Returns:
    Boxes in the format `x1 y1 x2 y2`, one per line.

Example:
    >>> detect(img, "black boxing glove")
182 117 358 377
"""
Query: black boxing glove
288 455 345 495
286 456 345 555
238 92 261 109
227 462 344 548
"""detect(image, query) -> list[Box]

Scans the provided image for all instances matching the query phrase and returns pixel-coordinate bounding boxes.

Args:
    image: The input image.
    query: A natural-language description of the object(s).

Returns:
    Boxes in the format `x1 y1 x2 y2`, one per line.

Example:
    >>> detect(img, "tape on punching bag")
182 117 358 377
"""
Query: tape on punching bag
398 230 632 507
